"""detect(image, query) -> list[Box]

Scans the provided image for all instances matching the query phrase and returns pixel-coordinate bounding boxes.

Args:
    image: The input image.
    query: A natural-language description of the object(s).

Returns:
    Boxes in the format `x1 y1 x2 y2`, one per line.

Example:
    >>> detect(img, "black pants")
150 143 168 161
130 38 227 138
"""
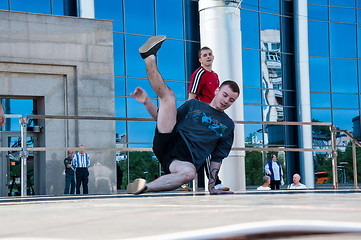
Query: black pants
270 180 281 190
75 168 89 194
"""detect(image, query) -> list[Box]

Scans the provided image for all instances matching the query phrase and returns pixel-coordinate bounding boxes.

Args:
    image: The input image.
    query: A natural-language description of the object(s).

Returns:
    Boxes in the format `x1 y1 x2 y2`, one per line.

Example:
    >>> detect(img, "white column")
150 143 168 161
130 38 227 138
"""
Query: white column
199 0 245 191
294 0 314 188
78 0 95 18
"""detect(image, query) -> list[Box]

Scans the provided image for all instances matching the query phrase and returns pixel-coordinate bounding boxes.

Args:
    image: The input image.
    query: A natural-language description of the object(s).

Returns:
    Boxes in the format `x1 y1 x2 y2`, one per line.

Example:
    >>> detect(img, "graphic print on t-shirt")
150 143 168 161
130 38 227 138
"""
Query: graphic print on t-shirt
185 107 227 137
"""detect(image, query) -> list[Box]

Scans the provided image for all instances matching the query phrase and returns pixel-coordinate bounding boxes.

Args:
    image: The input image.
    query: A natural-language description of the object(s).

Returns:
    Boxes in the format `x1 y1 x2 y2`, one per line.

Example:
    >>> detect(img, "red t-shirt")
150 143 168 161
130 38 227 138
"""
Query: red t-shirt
188 66 219 103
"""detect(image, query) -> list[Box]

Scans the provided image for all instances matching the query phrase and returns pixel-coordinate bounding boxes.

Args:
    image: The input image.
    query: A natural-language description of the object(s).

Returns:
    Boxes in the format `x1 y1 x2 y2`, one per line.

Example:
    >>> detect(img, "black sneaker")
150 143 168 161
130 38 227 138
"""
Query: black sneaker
127 178 147 194
139 35 166 59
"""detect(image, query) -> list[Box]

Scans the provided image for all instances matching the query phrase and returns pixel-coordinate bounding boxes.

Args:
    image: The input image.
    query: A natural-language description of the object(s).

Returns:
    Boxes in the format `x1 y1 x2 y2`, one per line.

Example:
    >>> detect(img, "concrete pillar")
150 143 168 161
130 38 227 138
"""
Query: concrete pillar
78 0 95 18
294 0 314 188
199 0 245 191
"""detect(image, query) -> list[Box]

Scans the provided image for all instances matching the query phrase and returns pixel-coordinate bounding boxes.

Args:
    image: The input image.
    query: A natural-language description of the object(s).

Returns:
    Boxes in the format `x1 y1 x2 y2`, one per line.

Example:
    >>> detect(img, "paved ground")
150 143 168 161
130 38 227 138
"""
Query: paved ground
1 190 361 239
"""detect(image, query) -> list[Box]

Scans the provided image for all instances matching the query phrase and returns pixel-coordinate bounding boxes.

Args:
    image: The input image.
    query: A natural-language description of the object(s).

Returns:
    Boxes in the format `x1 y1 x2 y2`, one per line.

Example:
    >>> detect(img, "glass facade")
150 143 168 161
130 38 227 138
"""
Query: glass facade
309 0 361 185
241 0 295 185
2 0 361 188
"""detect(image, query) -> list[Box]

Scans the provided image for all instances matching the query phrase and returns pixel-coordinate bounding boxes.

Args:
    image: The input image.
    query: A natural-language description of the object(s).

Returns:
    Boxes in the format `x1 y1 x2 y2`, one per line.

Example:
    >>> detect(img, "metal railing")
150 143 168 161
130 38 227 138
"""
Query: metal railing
1 114 360 196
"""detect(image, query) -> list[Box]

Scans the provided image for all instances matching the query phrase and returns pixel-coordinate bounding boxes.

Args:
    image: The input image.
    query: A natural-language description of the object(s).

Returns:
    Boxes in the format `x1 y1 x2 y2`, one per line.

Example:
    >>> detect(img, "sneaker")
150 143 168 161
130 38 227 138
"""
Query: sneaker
181 184 192 191
139 35 166 59
214 184 230 191
127 178 147 194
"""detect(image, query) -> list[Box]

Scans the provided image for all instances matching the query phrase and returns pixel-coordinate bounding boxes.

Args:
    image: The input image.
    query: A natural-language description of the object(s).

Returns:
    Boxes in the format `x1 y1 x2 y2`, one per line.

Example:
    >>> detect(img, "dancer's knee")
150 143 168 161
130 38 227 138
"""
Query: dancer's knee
180 170 196 183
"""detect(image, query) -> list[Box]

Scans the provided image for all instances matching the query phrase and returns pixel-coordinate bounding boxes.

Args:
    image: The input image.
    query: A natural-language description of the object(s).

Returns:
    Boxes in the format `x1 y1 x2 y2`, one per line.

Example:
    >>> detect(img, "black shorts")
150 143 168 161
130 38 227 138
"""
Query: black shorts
152 128 193 174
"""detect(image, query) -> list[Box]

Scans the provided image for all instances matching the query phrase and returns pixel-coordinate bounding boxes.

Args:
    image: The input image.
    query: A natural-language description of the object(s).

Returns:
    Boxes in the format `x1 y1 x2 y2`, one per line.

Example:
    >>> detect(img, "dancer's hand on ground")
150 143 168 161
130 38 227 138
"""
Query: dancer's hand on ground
209 188 234 195
0 114 5 127
130 87 149 104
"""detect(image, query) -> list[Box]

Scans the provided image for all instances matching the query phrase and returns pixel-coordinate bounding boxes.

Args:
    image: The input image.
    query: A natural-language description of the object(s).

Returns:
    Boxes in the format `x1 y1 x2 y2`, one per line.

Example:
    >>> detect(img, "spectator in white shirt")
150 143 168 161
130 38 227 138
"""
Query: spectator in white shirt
257 176 271 191
288 173 307 190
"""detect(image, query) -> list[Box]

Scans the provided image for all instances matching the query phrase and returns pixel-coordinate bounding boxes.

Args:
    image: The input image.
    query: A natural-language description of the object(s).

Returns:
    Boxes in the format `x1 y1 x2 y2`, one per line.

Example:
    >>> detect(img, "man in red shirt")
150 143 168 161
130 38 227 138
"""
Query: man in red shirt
185 47 229 192
188 47 219 103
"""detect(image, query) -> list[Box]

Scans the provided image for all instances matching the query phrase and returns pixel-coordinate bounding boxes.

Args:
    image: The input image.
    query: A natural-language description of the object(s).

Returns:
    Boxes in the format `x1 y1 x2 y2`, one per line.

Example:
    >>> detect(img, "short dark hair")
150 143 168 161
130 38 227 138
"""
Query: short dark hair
219 80 240 95
198 46 212 58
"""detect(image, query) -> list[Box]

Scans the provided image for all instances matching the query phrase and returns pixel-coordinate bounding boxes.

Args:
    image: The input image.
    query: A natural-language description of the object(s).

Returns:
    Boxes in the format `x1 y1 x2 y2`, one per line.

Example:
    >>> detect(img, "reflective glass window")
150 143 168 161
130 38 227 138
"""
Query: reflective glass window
241 10 260 49
283 91 296 107
115 97 126 117
308 21 329 57
125 35 148 78
116 121 126 139
128 121 156 147
176 100 185 109
309 57 330 92
311 93 331 108
357 26 361 57
330 7 356 23
127 97 157 118
263 105 284 122
245 125 263 145
52 0 64 15
124 0 155 35
114 33 125 77
308 5 328 21
166 81 186 100
331 58 358 93
0 0 9 10
330 0 355 7
311 109 331 122
308 0 328 5
260 0 279 14
114 77 125 96
11 0 51 14
262 89 283 106
158 39 185 81
127 78 157 99
242 0 258 11
244 105 262 121
244 88 262 104
5 99 34 131
156 0 183 39
330 23 357 58
242 49 261 87
333 109 359 131
332 94 359 109
266 125 285 145
95 0 123 32
260 13 280 31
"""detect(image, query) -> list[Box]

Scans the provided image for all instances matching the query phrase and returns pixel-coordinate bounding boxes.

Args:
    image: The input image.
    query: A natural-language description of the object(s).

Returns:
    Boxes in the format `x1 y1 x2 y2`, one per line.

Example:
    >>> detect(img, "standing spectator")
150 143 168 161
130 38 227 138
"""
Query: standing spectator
71 145 90 194
64 150 75 194
186 47 229 192
288 173 307 189
257 176 271 191
0 102 6 127
264 154 283 190
116 163 123 190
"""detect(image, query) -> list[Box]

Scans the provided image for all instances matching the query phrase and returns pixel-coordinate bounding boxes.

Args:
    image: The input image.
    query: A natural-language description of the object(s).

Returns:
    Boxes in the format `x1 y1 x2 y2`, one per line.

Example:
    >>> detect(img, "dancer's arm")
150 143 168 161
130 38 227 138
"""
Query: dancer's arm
0 102 5 127
208 161 233 194
131 87 158 120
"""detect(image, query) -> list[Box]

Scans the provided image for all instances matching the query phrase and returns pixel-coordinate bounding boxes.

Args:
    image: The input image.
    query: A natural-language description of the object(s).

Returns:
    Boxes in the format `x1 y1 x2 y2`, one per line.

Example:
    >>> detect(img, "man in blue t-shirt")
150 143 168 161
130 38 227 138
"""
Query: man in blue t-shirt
127 35 239 195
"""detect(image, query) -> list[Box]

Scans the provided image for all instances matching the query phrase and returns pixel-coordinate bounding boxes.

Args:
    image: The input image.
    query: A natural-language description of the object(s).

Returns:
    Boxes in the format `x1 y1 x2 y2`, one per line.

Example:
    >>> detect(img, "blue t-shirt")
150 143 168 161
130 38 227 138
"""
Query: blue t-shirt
175 99 234 170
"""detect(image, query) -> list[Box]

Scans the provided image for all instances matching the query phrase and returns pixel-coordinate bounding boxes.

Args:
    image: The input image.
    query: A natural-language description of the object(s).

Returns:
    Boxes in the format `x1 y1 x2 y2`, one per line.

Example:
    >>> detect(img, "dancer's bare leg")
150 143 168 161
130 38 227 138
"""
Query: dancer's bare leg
144 55 177 133
127 35 193 194
146 160 196 192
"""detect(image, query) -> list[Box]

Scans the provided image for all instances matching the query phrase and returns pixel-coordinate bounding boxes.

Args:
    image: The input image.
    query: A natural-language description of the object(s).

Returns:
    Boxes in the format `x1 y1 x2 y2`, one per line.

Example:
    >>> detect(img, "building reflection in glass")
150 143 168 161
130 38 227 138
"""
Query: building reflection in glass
260 29 284 145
